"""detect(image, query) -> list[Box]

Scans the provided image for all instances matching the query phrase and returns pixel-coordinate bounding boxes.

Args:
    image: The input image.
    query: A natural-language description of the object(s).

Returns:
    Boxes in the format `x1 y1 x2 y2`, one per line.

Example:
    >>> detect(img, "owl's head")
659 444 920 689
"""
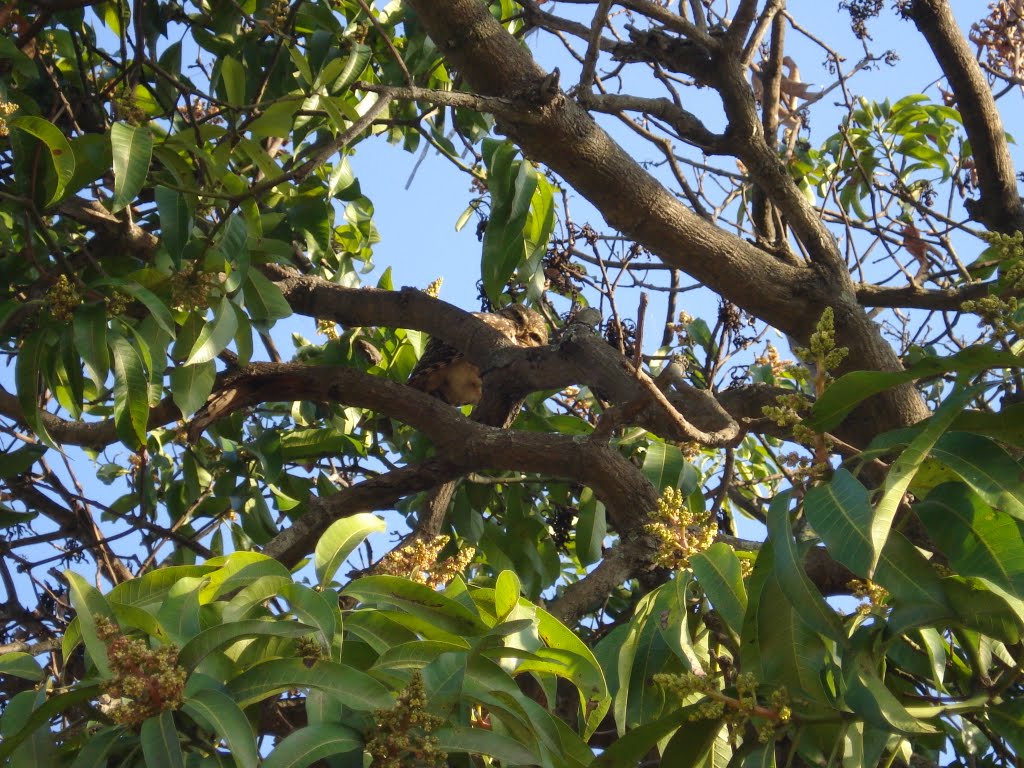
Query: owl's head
497 304 549 347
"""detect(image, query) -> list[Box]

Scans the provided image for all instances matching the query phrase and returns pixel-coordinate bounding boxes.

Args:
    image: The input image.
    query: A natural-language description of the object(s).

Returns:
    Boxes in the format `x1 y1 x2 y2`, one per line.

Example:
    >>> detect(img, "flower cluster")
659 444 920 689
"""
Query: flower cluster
46 274 82 323
848 578 891 616
0 100 18 137
654 671 792 743
645 486 716 570
377 535 475 588
366 672 447 768
95 616 186 727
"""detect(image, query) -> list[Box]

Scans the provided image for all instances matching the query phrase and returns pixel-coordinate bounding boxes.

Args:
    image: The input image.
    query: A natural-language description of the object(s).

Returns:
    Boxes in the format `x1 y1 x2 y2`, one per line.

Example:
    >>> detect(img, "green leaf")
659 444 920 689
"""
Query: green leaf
805 469 874 575
140 711 185 768
844 653 938 734
740 543 831 702
917 483 1024 598
262 724 362 768
96 278 176 336
8 116 75 205
433 726 540 765
590 705 697 767
0 653 44 681
767 493 847 642
614 588 665 735
73 304 110 387
110 335 149 448
220 56 245 106
244 269 293 324
494 570 521 621
178 618 316 671
343 576 490 636
65 570 114 677
0 685 102 762
660 718 728 768
641 441 696 492
928 432 1024 521
0 444 47 479
690 542 748 637
575 486 606 567
155 186 192 267
225 658 393 710
181 689 258 768
869 384 977 575
314 512 386 588
170 360 216 418
809 347 1018 431
185 296 238 365
15 331 55 447
110 122 153 213
68 725 123 768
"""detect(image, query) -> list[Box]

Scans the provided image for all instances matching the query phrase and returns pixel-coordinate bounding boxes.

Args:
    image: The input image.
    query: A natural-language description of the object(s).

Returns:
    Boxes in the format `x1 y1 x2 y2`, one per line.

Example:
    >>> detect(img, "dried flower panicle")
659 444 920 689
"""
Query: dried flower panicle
645 486 716 570
95 616 186 727
366 672 447 768
377 535 475 588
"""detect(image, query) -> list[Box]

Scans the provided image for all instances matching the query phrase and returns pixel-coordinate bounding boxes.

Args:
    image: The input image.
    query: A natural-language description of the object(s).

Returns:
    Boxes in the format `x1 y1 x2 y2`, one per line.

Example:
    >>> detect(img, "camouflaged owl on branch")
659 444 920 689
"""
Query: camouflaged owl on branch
408 304 549 406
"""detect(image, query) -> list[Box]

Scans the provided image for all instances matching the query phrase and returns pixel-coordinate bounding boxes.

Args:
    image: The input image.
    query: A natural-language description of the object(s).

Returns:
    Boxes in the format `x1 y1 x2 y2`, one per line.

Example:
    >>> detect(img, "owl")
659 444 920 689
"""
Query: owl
408 304 549 406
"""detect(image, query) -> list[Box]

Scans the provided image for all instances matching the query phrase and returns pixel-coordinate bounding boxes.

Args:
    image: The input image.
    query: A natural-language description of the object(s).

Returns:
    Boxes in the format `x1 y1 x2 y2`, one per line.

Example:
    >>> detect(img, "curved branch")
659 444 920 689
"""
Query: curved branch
903 0 1024 234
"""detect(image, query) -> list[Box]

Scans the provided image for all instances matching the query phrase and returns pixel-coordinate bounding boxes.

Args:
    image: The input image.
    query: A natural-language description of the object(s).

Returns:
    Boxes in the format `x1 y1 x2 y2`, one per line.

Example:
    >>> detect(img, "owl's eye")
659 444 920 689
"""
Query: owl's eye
528 332 546 345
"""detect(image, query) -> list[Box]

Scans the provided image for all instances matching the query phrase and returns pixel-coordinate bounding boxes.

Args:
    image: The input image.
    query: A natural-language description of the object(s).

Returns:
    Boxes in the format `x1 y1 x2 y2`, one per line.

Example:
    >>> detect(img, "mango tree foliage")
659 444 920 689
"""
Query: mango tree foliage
1 0 1024 766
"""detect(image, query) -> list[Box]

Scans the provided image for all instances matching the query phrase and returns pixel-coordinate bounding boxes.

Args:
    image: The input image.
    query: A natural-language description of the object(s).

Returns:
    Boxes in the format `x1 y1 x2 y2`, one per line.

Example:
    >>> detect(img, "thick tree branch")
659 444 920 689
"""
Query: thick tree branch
403 0 929 440
903 0 1024 234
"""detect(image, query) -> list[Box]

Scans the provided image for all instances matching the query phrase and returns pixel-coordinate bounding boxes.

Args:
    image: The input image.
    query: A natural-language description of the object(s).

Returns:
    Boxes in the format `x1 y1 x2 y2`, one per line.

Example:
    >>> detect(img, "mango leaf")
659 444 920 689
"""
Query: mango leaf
181 689 258 768
262 724 362 768
8 116 75 204
73 303 110 387
614 588 667 735
110 335 149 448
140 711 185 768
95 279 175 336
185 296 238 365
155 186 192 268
917 483 1024 598
869 384 977 576
170 360 216 418
590 705 698 767
313 512 386 588
576 486 606 567
494 570 521 621
767 493 847 643
433 726 540 766
14 331 56 447
65 571 114 677
220 56 245 106
225 658 393 710
110 122 153 212
0 685 102 762
0 444 47 479
244 269 293 324
809 347 1018 431
642 441 697 492
343 576 490 636
928 432 1024 521
805 469 873 575
0 653 44 681
177 619 316 671
844 653 938 734
691 542 748 638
